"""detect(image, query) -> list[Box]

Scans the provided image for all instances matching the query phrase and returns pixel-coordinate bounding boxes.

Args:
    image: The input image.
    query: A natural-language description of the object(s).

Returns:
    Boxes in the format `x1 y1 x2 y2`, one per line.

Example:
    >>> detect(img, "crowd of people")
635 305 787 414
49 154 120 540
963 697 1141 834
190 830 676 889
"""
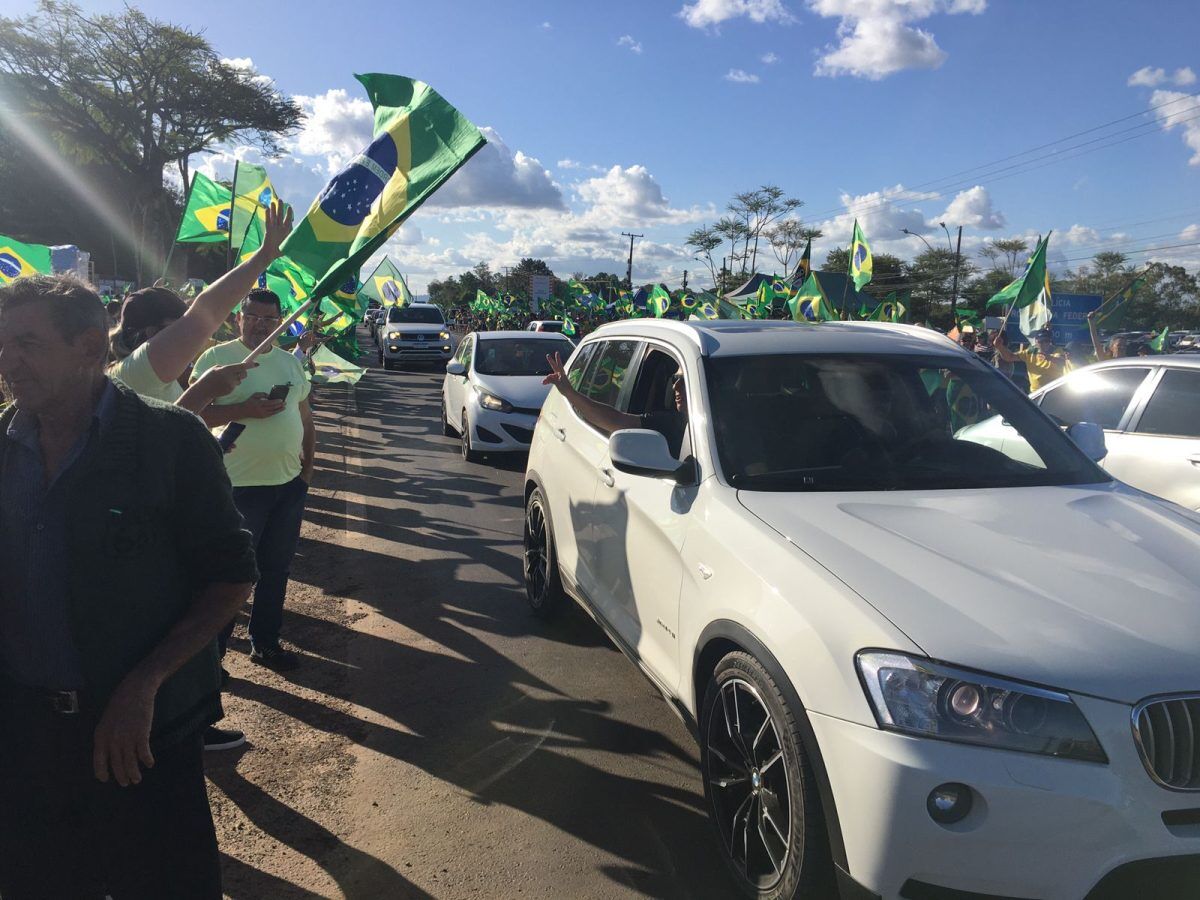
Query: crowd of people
0 200 329 898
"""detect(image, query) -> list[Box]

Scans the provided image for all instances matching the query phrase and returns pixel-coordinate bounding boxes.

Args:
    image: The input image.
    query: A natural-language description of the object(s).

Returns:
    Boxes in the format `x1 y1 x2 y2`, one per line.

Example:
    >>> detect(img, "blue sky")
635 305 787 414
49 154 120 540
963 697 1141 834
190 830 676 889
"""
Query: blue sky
46 0 1200 291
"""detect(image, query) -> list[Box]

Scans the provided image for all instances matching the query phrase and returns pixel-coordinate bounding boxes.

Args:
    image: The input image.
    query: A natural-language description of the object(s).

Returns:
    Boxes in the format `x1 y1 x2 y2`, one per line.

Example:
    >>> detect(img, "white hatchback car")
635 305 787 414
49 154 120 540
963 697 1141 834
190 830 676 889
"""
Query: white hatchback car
442 330 576 462
523 319 1200 900
957 356 1200 510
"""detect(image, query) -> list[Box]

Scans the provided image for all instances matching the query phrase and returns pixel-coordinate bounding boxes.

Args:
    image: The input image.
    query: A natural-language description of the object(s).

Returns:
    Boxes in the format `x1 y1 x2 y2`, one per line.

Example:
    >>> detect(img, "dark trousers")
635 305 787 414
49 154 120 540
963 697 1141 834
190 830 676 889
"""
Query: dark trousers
222 475 308 653
0 699 220 899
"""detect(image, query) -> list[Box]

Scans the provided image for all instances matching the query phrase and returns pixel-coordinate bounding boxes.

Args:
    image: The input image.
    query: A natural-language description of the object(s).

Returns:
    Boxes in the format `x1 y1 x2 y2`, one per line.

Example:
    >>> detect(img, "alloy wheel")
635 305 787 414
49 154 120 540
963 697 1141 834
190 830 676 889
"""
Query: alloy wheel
524 497 549 604
705 677 792 892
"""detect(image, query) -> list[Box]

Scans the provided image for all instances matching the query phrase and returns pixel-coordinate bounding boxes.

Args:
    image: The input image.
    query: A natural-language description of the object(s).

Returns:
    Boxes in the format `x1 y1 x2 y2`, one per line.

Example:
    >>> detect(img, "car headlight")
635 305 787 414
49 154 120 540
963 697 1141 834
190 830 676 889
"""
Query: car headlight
476 389 512 413
438 330 450 340
388 331 401 340
856 651 1106 763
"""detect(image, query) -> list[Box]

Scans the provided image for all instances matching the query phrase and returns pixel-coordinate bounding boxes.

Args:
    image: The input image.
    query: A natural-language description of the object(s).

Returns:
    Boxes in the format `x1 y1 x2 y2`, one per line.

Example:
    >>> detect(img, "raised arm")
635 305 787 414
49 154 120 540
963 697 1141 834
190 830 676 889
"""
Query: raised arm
143 202 293 384
990 330 1021 364
543 352 639 434
1086 311 1110 361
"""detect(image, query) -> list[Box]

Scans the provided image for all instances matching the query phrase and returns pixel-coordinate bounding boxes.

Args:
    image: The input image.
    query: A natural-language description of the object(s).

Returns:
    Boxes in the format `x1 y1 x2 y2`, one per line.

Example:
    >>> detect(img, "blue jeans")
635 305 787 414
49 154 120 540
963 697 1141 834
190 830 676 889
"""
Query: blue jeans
222 475 308 652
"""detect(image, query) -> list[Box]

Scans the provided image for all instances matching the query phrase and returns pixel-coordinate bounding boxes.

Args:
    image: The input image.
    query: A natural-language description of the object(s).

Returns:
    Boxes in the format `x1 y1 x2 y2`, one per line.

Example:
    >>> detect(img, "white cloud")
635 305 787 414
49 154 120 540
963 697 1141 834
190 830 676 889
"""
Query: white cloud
220 56 273 88
761 51 779 64
1149 88 1200 165
573 164 709 227
809 0 986 80
1128 66 1196 88
289 88 375 175
1062 225 1101 246
940 185 1005 230
679 0 795 29
725 68 761 83
617 34 643 54
1181 223 1200 242
428 127 565 210
541 21 552 29
557 159 582 170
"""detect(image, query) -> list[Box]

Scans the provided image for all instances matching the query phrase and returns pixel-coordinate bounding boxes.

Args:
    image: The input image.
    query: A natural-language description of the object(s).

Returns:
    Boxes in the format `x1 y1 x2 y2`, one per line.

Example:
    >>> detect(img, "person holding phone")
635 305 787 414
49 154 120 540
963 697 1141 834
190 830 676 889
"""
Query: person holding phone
190 288 314 674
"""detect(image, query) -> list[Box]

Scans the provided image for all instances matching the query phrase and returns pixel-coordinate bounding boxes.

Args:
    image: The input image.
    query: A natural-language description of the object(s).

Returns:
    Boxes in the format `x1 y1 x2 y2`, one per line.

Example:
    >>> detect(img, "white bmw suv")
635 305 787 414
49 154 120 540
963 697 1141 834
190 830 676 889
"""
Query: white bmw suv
523 319 1200 900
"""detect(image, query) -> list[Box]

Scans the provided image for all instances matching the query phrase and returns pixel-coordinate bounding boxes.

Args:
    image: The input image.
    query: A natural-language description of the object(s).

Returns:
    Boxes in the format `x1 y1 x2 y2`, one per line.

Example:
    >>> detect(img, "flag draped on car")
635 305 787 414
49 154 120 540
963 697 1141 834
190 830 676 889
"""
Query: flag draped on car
280 73 486 301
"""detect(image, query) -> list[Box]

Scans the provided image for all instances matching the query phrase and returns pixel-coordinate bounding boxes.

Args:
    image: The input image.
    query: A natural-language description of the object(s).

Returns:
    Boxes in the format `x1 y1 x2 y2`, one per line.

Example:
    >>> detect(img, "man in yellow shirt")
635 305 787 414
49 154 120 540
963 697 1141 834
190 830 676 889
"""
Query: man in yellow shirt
191 288 314 671
992 328 1070 392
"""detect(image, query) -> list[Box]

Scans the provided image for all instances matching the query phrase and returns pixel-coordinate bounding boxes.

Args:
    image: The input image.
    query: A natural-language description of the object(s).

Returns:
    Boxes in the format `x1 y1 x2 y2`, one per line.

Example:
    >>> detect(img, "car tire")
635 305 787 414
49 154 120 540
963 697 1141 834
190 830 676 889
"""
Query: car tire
700 652 831 900
523 487 564 618
461 413 482 463
441 395 455 437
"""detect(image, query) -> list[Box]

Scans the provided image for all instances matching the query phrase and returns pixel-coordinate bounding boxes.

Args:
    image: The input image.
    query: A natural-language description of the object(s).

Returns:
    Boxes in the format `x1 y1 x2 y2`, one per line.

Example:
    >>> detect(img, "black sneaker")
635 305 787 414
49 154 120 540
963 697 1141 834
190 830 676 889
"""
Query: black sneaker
250 643 299 671
203 725 246 751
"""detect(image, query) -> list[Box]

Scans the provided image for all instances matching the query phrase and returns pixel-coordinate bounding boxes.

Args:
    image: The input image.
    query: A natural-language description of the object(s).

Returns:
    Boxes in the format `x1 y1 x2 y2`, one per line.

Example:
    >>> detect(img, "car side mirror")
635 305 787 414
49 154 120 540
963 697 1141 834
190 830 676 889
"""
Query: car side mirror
1067 421 1108 462
446 361 466 376
609 429 695 484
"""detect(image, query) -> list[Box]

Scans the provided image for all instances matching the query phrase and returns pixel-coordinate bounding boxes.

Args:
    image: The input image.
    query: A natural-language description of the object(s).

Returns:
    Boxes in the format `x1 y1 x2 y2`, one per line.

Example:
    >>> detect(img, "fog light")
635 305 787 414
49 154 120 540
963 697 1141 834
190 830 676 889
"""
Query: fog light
927 783 972 824
389 345 399 352
442 345 451 351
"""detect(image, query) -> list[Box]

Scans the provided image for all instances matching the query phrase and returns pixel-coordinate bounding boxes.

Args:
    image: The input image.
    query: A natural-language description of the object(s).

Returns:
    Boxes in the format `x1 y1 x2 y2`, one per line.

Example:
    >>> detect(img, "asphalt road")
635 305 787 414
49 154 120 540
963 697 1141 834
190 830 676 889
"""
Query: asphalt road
210 332 743 899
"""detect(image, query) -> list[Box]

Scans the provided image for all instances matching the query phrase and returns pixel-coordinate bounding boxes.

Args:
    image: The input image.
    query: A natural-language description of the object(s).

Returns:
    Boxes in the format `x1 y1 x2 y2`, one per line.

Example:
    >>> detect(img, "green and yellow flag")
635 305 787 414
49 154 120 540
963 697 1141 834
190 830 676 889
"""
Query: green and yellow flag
848 220 873 292
562 314 577 337
311 345 366 385
175 173 233 244
788 273 835 322
280 74 486 300
361 257 412 307
0 235 53 284
1093 272 1146 328
1148 326 1170 353
231 163 276 250
795 238 812 282
647 284 672 318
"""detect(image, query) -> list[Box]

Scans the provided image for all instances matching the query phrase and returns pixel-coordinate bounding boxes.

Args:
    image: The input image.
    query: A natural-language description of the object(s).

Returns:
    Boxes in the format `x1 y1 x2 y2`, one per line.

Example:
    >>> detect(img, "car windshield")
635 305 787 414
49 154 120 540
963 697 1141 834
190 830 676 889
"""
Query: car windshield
537 322 564 333
705 353 1109 492
475 339 575 376
387 306 443 324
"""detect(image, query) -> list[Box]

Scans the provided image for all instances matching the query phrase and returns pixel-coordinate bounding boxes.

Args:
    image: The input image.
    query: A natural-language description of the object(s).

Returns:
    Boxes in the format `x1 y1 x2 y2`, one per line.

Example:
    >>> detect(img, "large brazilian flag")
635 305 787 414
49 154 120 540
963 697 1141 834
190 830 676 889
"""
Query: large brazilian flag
231 163 275 250
360 257 412 307
0 235 53 284
176 173 234 244
281 73 486 301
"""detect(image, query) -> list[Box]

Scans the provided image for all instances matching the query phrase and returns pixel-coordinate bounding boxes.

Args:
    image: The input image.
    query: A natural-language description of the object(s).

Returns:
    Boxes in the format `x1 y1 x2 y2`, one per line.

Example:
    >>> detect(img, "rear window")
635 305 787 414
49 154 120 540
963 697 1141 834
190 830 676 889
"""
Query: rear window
1135 370 1200 437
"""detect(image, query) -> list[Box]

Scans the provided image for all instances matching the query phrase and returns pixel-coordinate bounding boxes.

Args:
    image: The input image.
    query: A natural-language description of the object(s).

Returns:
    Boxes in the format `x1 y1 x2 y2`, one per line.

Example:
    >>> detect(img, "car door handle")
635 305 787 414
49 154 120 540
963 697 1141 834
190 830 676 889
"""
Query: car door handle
1188 454 1200 467
599 467 615 488
550 425 565 441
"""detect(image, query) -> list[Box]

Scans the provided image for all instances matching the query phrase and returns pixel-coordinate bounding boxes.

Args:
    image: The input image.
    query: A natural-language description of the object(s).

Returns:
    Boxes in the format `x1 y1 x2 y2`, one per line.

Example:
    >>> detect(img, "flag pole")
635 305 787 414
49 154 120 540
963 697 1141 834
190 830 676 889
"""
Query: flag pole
161 171 199 282
225 161 239 275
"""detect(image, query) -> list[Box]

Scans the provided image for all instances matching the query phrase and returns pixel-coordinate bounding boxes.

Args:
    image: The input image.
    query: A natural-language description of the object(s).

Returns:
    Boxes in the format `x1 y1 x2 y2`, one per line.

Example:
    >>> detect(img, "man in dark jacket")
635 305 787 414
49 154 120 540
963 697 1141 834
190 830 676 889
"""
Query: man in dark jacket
0 275 258 899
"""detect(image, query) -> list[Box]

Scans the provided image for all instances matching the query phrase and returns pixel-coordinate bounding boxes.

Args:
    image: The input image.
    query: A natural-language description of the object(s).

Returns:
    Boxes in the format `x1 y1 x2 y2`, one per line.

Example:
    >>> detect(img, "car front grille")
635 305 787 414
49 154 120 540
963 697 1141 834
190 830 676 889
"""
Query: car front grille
1133 695 1200 790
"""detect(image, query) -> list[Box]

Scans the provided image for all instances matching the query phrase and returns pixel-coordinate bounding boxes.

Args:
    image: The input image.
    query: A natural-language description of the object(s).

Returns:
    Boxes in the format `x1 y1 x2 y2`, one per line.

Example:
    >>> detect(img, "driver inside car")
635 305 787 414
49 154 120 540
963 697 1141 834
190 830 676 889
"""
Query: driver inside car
543 352 689 458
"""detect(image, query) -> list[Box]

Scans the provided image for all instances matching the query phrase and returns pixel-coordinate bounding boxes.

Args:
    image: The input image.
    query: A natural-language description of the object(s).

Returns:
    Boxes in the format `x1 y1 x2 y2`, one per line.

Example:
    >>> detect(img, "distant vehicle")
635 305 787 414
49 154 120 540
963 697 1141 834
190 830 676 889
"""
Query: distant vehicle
376 303 453 370
365 307 385 338
442 330 576 462
527 320 565 333
958 355 1200 509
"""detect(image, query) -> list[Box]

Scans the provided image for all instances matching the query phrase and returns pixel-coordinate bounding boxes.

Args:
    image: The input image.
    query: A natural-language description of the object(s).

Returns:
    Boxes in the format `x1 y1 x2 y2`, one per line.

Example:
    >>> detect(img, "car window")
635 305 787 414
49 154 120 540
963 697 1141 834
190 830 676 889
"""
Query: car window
567 342 598 390
578 340 639 407
1134 369 1200 438
1037 367 1149 429
388 305 444 324
474 339 575 376
705 353 1107 491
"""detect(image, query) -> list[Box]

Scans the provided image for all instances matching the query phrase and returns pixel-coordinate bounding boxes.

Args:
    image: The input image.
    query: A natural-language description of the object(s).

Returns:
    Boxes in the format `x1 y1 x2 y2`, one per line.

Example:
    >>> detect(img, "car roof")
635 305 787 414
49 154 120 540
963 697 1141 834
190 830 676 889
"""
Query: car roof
586 318 965 359
1069 355 1200 371
472 330 574 341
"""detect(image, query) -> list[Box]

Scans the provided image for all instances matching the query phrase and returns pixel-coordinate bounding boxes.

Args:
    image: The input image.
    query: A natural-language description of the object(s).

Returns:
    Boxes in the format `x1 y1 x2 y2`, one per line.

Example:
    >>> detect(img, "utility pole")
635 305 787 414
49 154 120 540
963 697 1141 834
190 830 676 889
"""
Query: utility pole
949 225 963 320
682 269 688 290
621 232 642 289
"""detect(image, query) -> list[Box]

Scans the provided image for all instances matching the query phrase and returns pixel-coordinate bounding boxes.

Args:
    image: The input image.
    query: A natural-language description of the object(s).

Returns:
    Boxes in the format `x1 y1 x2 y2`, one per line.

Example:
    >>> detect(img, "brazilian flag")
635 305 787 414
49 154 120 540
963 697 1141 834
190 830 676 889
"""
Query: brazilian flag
848 220 873 292
253 256 317 315
562 314 577 337
281 74 486 301
1093 272 1146 328
647 284 671 318
176 173 234 244
795 238 812 283
231 163 275 250
0 235 52 284
788 273 835 322
1148 326 1170 354
360 257 411 307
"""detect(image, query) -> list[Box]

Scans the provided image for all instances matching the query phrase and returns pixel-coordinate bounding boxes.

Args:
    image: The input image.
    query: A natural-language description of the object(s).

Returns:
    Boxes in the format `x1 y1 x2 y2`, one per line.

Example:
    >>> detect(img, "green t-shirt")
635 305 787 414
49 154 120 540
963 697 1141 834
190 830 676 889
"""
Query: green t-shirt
109 341 184 404
190 341 311 488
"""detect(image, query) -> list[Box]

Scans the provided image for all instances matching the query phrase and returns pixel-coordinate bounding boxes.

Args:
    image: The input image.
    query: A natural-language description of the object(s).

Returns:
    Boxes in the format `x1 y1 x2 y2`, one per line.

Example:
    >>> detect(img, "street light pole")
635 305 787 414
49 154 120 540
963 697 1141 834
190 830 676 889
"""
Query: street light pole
900 228 937 254
948 225 963 321
621 232 643 290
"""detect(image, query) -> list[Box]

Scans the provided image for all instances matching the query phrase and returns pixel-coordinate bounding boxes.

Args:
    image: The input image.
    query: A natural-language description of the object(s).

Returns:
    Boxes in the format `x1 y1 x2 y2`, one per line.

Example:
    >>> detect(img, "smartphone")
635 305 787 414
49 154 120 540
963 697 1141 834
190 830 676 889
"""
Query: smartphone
267 383 291 402
217 421 245 454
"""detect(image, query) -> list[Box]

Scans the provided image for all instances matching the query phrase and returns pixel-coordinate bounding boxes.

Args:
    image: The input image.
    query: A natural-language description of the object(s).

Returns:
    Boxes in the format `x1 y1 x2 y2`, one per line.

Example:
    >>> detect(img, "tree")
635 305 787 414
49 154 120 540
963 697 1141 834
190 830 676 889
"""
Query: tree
685 225 722 288
978 238 1030 277
713 216 750 276
906 249 977 325
727 185 803 274
765 221 822 278
0 1 302 280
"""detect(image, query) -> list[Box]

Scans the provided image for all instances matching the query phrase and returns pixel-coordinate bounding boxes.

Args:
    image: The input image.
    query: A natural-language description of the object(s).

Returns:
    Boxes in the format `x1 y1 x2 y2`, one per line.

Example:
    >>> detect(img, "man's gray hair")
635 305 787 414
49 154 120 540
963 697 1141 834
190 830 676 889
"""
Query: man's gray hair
0 274 108 341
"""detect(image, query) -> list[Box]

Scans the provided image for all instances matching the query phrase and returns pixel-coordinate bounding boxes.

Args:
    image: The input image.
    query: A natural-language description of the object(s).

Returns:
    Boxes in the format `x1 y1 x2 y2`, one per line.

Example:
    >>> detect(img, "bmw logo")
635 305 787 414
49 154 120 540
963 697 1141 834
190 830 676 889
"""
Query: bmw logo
317 132 398 226
0 253 20 278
